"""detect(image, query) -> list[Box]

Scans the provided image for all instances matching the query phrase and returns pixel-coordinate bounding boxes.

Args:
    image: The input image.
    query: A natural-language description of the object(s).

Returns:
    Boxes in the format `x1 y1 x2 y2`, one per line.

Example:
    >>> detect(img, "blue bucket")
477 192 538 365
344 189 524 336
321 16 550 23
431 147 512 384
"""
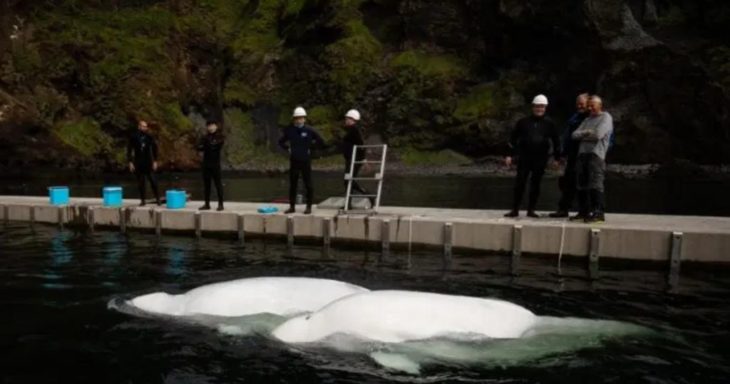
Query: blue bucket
102 186 123 207
48 186 69 206
166 190 187 209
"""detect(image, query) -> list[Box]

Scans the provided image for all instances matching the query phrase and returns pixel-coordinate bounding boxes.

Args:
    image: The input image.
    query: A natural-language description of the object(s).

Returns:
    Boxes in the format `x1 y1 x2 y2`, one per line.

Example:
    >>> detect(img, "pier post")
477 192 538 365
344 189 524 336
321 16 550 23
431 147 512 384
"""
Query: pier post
589 229 600 279
443 222 453 265
2 205 7 225
511 225 522 275
87 206 95 233
57 206 65 230
194 212 202 239
237 214 245 245
668 232 683 288
381 219 390 257
154 210 162 237
119 208 126 234
30 205 36 227
287 216 294 248
322 218 331 248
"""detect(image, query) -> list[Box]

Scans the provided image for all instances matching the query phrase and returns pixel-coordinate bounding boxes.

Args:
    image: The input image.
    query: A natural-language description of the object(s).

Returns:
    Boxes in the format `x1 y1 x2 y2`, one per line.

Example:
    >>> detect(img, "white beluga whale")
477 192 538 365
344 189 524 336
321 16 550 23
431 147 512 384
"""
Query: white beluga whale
124 277 369 317
272 290 651 374
272 290 537 343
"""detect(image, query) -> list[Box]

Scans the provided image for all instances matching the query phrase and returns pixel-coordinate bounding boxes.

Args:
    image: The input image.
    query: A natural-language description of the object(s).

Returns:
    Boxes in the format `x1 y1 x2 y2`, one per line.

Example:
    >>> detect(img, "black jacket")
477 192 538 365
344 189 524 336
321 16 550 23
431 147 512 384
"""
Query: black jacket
509 115 561 160
278 124 326 162
342 124 365 162
197 132 224 169
127 130 158 171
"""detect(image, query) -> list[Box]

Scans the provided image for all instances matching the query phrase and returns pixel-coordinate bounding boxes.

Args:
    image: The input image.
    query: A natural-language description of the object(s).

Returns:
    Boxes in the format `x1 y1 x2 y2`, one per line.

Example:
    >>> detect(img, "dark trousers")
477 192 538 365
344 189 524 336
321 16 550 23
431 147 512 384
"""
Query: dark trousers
289 159 313 208
135 170 159 203
576 153 606 216
344 162 368 195
511 155 548 212
557 157 577 212
203 166 223 206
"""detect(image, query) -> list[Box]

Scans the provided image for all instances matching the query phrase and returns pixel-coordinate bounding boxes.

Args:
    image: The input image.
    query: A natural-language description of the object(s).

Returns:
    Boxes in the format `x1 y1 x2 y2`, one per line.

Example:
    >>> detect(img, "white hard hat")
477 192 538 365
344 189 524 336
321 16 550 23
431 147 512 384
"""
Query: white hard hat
292 107 307 118
532 94 549 105
345 109 361 121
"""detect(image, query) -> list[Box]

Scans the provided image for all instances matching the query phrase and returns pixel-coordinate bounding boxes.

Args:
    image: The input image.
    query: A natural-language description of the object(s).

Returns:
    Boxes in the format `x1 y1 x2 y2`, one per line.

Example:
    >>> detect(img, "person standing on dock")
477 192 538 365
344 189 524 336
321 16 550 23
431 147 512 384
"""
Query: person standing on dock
571 95 613 223
127 119 160 206
549 93 590 218
278 107 326 215
504 95 561 218
197 120 225 211
341 109 372 206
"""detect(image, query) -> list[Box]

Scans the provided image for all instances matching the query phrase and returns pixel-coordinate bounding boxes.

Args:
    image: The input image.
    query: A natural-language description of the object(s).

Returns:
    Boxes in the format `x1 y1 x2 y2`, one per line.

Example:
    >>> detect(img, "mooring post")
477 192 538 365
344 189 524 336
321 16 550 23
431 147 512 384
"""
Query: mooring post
57 206 65 230
381 219 390 257
511 225 522 275
443 222 453 265
668 231 683 288
88 206 95 233
237 213 245 244
286 215 294 248
118 207 126 234
589 228 600 279
154 209 162 237
322 218 331 248
194 212 202 239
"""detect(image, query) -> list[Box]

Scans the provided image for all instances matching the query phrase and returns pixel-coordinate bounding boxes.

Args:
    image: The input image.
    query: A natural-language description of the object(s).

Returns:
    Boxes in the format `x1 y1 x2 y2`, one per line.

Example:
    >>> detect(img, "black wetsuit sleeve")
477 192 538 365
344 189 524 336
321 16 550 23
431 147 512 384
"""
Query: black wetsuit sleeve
151 137 159 162
550 120 561 161
311 128 326 149
127 134 135 164
278 129 290 150
509 120 522 156
196 137 205 152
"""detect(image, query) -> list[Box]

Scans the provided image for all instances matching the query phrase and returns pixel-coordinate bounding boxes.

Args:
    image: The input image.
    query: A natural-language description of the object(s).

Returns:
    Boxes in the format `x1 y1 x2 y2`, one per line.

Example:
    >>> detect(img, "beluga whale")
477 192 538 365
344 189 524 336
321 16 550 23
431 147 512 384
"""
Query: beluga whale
272 290 537 343
272 290 650 374
121 277 369 318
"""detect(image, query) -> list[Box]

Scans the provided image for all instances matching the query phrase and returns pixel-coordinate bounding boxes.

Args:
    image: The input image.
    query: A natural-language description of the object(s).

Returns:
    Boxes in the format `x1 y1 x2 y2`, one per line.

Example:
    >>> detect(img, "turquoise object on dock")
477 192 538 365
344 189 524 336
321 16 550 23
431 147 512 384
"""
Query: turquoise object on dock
48 186 69 206
166 190 187 209
257 206 279 214
102 186 123 207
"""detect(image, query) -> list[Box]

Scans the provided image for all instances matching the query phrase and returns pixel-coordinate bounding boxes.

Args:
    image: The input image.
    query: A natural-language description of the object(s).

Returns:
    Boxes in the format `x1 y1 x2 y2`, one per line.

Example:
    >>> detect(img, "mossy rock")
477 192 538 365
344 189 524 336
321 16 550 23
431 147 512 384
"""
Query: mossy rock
53 118 113 157
390 50 467 79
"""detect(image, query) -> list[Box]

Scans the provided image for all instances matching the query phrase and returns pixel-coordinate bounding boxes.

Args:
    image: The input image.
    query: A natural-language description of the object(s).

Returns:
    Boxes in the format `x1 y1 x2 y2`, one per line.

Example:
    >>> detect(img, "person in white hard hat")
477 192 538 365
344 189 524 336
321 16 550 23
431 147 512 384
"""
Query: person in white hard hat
278 106 326 214
341 109 372 206
504 94 561 218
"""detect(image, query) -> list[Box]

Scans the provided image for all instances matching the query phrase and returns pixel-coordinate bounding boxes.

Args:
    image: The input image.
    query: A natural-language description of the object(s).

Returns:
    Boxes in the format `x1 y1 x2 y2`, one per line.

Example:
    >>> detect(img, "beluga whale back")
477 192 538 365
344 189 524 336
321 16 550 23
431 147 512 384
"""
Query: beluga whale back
126 277 369 317
272 290 537 343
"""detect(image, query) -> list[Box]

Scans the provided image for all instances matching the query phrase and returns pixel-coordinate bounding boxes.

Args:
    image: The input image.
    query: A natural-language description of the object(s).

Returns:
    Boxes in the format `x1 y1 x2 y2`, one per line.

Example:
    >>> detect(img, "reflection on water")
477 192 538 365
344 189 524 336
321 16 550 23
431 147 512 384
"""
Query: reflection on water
1 223 729 383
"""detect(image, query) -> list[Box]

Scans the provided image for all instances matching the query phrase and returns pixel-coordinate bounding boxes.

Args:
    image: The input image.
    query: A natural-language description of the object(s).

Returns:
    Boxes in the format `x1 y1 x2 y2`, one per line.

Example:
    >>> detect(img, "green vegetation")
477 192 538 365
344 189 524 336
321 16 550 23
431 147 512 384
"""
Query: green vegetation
54 118 113 157
399 148 471 166
390 50 467 79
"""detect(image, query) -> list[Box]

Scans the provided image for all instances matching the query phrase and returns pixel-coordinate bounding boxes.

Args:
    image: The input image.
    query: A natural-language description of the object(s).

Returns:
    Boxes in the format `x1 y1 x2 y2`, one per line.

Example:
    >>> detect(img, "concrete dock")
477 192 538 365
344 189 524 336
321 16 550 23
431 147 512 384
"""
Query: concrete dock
2 196 729 282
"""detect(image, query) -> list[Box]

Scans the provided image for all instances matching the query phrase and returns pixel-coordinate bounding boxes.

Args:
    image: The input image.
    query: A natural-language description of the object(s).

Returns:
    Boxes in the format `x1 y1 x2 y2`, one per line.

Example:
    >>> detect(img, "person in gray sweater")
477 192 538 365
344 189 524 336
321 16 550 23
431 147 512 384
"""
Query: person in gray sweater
570 95 613 223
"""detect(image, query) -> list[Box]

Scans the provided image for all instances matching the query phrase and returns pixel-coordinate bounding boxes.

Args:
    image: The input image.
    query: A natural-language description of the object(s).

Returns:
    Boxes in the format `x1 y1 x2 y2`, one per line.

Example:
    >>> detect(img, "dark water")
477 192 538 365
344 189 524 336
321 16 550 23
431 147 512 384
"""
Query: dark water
2 223 730 383
2 170 730 216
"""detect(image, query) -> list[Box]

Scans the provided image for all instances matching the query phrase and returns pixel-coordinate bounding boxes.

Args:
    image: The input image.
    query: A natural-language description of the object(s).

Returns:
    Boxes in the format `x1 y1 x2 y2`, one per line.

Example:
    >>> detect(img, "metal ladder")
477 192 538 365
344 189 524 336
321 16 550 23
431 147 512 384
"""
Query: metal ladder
344 144 388 212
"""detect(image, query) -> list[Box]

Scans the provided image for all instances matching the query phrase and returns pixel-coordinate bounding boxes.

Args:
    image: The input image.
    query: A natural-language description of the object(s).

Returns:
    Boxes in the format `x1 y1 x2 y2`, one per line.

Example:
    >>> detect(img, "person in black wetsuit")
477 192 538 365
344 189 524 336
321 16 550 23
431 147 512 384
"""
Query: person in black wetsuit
504 95 561 218
548 93 589 218
197 120 225 211
127 120 160 206
341 109 372 207
278 107 326 215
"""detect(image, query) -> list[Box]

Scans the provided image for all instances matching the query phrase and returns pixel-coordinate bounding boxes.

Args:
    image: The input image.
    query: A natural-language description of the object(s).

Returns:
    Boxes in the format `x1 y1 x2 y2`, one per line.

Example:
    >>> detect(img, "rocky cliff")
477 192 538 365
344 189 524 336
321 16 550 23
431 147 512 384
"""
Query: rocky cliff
0 0 728 171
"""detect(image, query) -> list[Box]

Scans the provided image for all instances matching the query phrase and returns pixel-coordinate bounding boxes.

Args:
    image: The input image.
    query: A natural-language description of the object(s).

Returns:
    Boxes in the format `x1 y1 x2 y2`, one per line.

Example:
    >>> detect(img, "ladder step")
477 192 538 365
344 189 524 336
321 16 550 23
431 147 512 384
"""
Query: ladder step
349 194 378 197
349 177 381 181
353 161 382 164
